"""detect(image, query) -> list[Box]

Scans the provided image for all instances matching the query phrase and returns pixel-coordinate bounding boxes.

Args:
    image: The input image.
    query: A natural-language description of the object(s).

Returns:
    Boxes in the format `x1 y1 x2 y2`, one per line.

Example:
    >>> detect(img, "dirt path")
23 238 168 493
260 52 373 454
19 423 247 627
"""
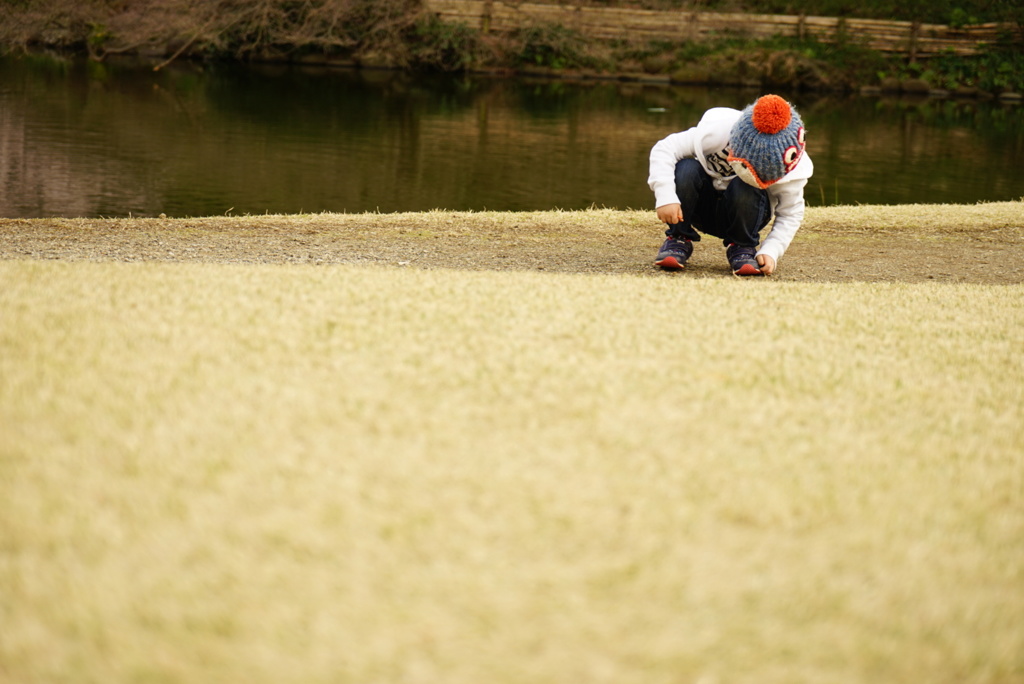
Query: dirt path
2 204 1022 284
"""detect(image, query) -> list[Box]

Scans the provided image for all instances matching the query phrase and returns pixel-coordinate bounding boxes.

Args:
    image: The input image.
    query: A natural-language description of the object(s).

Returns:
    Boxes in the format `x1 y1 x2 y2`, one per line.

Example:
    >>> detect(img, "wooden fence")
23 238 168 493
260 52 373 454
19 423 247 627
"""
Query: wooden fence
422 0 1014 58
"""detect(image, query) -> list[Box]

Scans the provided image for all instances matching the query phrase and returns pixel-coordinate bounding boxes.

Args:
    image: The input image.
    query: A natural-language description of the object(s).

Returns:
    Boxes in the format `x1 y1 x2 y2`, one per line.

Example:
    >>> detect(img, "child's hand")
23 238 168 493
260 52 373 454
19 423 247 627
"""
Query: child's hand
656 204 683 225
756 254 776 275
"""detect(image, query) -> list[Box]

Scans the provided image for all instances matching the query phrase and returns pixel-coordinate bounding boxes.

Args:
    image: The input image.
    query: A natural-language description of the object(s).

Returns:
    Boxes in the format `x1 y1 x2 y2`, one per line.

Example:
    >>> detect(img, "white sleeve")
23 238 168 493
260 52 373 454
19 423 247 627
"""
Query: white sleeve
648 108 739 209
648 128 697 209
758 179 807 262
758 153 813 262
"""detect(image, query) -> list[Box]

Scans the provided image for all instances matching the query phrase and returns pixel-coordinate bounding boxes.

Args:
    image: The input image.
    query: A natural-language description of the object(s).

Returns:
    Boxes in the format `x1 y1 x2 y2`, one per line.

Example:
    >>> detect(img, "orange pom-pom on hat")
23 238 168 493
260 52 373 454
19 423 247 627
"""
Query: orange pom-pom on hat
750 94 792 134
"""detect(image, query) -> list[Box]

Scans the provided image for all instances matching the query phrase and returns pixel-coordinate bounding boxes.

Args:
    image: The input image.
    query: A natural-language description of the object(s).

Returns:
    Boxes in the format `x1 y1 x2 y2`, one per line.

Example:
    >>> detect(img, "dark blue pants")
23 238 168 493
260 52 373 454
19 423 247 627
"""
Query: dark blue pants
665 158 772 248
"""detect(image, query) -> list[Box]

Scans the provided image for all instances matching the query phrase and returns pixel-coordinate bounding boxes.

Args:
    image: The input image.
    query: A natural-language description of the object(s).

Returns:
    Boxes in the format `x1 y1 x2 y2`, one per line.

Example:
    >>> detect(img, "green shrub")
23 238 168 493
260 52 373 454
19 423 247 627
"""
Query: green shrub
880 42 1024 92
409 15 487 71
514 23 592 70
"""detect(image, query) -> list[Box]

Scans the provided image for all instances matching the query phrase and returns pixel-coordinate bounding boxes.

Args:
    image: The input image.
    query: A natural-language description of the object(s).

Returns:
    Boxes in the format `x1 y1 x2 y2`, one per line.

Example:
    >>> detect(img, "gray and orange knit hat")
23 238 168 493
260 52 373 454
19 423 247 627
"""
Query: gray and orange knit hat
727 94 806 189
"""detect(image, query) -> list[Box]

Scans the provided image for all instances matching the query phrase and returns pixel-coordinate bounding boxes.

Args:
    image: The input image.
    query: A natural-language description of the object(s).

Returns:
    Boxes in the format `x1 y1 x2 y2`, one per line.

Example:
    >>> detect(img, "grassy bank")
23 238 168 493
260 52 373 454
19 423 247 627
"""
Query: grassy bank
4 203 1024 283
2 0 1022 93
2 240 1023 681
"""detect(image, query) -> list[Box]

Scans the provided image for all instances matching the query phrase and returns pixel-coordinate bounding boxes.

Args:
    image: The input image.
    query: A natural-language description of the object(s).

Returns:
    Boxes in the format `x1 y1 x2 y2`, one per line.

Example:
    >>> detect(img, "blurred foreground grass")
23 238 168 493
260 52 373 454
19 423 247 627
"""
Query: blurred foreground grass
1 260 1022 683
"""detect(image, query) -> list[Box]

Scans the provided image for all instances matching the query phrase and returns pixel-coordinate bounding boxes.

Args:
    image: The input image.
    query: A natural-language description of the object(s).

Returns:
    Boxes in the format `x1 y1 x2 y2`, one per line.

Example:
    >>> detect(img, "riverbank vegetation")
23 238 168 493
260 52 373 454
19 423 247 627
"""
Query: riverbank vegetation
1 0 1021 93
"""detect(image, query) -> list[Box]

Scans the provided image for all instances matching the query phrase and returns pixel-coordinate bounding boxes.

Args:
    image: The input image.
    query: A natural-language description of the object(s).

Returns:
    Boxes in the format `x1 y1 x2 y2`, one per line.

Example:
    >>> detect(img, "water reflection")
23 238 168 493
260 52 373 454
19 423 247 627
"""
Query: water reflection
1 54 1021 219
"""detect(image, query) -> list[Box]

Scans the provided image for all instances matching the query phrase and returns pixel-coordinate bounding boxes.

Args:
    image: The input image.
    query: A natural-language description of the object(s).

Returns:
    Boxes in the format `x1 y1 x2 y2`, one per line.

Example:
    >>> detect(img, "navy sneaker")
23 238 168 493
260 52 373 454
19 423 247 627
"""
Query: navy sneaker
726 243 763 276
654 237 693 271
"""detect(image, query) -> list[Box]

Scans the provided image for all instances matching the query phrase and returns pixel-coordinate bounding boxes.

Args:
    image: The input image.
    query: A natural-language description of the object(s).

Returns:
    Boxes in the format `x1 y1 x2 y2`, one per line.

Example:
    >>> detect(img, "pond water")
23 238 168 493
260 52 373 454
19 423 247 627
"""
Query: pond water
1 54 1022 219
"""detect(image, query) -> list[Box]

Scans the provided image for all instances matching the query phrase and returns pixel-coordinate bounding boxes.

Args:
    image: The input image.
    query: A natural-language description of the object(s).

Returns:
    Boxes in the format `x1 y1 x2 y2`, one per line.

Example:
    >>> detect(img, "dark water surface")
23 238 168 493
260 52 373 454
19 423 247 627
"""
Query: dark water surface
2 54 1022 219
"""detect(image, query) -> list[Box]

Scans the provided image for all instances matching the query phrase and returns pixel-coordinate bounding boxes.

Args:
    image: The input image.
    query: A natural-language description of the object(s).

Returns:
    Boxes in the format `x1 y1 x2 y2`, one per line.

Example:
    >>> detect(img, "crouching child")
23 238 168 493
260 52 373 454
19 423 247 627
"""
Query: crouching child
648 94 813 276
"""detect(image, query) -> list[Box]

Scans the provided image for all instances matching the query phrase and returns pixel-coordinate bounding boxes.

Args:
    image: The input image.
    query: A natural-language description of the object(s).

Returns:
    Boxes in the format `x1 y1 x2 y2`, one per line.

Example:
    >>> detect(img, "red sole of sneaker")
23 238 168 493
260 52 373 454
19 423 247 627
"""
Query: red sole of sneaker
733 264 764 276
655 257 685 271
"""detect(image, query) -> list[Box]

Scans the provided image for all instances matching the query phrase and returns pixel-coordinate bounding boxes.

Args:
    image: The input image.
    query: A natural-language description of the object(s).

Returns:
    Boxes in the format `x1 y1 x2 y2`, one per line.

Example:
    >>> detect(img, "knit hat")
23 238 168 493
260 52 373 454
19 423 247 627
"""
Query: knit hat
727 95 806 189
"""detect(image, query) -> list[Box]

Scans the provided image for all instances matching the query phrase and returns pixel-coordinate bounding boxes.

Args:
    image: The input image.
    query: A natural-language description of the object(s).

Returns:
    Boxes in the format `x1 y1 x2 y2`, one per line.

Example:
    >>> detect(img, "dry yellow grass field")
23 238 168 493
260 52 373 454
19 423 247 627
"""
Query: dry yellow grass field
1 224 1023 682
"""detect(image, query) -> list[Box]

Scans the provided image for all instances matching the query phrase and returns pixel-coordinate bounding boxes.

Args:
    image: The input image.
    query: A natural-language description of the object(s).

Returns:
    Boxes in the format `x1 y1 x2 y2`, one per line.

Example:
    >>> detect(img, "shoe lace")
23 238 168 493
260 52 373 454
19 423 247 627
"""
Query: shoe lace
728 244 755 260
